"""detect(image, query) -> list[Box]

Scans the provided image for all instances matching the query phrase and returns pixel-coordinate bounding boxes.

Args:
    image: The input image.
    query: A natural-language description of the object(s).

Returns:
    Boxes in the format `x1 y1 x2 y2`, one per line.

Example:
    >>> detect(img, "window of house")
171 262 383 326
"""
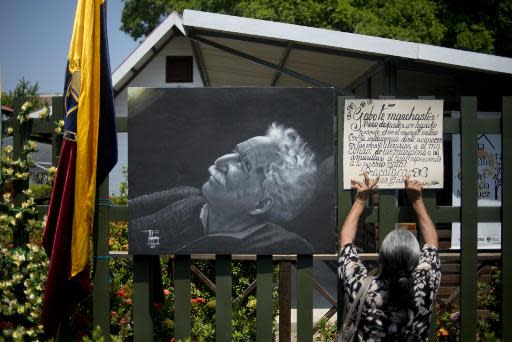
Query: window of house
166 56 193 83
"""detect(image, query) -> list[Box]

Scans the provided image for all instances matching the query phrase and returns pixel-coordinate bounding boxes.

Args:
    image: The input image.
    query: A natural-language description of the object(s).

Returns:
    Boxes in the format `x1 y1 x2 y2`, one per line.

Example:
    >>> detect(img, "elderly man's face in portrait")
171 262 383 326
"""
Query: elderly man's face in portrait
202 136 279 215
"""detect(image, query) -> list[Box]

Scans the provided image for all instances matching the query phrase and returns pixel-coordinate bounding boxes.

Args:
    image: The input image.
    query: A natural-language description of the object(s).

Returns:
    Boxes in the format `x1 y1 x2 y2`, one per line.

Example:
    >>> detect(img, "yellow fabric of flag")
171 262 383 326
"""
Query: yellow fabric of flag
68 0 105 277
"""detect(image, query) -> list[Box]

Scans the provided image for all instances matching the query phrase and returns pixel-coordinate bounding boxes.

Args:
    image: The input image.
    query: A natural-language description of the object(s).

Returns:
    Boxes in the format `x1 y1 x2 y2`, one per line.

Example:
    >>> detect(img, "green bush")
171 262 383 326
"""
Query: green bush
0 103 49 340
0 244 48 340
29 184 52 201
315 317 337 341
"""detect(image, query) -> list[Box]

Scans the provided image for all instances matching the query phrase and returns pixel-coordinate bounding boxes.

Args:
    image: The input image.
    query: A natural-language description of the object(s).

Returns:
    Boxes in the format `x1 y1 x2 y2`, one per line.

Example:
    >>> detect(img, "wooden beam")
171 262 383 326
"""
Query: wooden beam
190 39 210 87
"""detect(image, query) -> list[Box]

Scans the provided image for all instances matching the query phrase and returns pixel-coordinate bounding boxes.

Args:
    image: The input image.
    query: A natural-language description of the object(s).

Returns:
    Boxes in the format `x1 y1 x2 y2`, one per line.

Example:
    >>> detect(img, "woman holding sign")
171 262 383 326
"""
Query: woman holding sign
338 173 440 341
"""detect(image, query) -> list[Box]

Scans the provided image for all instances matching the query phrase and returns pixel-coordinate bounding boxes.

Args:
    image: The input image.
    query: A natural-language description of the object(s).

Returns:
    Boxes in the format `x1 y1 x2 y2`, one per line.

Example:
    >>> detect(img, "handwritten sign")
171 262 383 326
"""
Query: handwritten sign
343 99 444 189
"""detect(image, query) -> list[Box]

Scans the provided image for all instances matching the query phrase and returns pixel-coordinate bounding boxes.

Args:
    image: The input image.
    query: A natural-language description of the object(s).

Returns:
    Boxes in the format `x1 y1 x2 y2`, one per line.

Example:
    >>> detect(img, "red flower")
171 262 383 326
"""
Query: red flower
0 320 14 329
125 298 133 305
111 311 117 318
153 302 163 311
164 289 171 296
191 297 206 304
116 289 126 298
170 338 175 342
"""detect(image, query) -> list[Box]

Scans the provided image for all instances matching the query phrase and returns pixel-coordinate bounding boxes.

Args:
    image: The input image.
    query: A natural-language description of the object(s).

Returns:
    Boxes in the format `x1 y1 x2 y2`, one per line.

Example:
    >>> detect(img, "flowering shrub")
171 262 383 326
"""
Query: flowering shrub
39 106 49 119
435 303 460 341
109 222 128 251
109 257 134 339
0 106 49 340
476 266 502 341
0 244 48 340
54 120 64 135
109 167 127 206
314 317 337 341
17 101 33 124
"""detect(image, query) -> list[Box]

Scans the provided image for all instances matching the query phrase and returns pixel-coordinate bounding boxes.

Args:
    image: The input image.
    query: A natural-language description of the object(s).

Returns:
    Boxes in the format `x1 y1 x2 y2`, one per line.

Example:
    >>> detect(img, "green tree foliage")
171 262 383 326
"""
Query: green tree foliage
333 0 446 45
1 78 45 111
120 0 512 57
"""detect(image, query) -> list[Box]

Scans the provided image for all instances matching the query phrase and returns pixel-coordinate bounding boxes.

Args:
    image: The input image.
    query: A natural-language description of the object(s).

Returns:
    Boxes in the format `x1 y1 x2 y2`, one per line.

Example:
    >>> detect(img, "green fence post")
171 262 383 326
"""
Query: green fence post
174 255 191 341
337 96 354 329
256 255 273 342
93 177 110 340
11 100 31 247
378 191 396 245
279 261 292 341
296 255 313 342
51 97 64 166
216 255 232 341
502 96 511 342
460 96 478 341
133 255 154 342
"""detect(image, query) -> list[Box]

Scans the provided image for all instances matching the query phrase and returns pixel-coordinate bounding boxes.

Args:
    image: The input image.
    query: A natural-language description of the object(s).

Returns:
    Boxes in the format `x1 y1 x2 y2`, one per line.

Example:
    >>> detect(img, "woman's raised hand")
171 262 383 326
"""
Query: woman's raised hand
351 171 379 201
404 174 423 204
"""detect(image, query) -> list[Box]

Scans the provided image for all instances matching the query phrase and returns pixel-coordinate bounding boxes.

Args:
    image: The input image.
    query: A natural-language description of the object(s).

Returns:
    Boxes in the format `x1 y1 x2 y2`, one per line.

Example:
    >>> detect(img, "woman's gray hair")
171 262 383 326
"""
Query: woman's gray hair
379 228 421 308
263 123 317 223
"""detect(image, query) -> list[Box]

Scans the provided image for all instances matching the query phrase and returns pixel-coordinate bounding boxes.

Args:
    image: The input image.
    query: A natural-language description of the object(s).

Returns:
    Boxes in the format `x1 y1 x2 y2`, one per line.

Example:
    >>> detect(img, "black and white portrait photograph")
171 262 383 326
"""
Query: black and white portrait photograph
128 87 335 255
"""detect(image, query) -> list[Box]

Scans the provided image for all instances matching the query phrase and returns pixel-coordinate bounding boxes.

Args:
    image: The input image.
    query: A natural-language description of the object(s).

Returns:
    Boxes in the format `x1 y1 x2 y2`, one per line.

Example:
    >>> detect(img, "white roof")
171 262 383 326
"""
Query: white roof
112 11 185 92
113 9 512 93
183 10 512 75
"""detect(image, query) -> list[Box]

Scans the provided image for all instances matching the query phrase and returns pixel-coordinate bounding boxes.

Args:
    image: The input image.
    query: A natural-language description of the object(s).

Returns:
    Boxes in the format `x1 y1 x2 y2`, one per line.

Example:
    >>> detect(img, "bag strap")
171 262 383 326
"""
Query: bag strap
342 276 373 333
354 277 372 328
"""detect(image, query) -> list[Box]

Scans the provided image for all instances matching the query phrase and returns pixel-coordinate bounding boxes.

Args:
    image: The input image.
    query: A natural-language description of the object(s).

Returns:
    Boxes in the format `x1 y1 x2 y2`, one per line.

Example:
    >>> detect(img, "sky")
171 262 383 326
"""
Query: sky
0 0 139 93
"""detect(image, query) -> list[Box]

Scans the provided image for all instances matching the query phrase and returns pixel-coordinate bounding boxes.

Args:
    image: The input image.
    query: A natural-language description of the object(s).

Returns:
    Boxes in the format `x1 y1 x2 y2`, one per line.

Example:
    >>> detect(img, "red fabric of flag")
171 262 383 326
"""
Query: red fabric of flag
41 140 90 337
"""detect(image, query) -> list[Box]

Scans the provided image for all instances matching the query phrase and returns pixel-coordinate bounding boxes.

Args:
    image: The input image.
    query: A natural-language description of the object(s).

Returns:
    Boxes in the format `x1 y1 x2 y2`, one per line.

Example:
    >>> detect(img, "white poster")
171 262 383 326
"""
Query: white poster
343 99 444 189
451 112 502 249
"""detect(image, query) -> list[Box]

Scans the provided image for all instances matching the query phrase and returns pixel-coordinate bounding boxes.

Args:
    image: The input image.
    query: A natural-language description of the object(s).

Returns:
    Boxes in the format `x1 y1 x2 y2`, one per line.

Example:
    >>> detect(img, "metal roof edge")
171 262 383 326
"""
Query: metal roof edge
183 9 512 75
417 44 512 74
112 11 185 89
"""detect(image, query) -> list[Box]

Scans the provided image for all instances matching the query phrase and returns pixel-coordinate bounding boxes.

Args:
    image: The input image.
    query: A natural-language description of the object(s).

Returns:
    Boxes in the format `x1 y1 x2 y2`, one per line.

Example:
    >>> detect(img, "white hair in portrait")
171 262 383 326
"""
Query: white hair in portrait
263 123 317 223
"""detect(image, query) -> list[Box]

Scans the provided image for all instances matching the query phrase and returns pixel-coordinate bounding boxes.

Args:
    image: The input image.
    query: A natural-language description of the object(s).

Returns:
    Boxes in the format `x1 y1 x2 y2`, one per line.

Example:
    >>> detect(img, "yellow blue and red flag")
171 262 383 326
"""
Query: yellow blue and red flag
42 0 117 336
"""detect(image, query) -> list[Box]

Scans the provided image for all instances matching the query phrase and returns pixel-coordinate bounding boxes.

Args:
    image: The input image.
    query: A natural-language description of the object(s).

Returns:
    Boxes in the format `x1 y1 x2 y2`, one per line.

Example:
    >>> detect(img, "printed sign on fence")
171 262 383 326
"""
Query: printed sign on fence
343 99 444 189
451 111 502 249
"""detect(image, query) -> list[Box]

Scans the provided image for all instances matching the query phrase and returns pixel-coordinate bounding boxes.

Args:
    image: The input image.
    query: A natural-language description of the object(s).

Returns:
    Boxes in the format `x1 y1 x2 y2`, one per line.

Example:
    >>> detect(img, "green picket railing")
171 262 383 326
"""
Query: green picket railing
7 95 510 341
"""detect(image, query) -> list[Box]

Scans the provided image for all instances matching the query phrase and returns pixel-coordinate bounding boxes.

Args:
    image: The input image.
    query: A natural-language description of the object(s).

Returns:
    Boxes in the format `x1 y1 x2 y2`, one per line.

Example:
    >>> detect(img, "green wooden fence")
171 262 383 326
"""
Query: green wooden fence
6 95 511 341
